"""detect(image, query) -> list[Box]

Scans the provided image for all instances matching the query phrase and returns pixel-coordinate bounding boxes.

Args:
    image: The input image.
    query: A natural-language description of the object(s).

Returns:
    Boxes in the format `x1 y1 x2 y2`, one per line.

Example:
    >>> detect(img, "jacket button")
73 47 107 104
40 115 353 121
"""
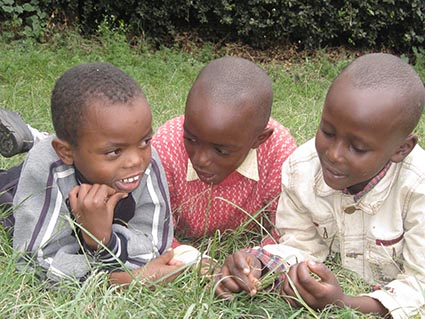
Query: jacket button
344 206 357 214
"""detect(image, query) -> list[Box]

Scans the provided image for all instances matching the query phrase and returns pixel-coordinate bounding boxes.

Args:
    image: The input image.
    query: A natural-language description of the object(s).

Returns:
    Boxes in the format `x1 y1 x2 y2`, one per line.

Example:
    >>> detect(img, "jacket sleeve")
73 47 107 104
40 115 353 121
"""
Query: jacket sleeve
263 153 330 264
13 146 94 282
366 179 425 319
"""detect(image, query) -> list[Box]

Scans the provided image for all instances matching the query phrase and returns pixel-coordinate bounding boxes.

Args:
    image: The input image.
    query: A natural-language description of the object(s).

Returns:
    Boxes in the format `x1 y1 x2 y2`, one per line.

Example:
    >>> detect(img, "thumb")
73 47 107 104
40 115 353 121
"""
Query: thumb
306 260 337 285
159 248 175 262
106 192 129 209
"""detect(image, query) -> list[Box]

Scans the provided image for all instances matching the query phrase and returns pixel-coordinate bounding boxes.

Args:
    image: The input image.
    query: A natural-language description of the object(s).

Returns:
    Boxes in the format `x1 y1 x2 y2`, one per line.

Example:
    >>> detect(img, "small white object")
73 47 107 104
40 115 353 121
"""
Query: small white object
172 245 201 265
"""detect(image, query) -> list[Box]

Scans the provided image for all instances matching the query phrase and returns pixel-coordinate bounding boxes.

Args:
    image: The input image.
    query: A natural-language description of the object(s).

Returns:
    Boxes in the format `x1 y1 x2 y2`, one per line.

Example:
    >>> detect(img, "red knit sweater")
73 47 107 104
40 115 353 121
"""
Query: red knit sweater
152 116 297 241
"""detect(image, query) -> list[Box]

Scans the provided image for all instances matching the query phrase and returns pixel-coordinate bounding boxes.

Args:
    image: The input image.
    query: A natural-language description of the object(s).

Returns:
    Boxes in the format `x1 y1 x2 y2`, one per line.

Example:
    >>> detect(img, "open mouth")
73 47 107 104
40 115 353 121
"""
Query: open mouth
321 160 346 179
116 173 142 192
120 175 140 184
195 169 216 183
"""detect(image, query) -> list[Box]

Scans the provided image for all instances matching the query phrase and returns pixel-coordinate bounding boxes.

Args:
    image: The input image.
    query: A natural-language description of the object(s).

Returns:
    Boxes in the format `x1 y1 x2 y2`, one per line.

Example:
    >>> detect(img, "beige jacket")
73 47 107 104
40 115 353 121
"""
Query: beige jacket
264 138 425 318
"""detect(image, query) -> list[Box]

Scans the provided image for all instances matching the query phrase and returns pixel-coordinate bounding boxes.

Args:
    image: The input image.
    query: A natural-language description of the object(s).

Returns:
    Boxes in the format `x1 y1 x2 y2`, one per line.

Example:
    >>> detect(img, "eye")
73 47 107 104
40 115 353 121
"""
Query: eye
351 145 368 154
183 135 196 143
140 137 152 148
105 149 121 158
321 128 334 138
214 147 230 156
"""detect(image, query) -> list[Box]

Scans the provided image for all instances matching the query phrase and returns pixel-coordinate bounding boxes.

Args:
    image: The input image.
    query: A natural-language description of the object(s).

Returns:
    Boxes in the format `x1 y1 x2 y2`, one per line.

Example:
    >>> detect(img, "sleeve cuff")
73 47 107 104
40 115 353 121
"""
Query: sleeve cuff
83 232 128 266
242 247 288 287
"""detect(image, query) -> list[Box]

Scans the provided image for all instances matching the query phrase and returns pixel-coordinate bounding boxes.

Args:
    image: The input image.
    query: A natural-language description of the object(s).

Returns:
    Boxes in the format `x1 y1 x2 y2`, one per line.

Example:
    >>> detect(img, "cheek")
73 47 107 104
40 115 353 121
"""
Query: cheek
222 154 248 173
314 134 326 156
346 155 378 179
183 140 197 160
144 148 152 165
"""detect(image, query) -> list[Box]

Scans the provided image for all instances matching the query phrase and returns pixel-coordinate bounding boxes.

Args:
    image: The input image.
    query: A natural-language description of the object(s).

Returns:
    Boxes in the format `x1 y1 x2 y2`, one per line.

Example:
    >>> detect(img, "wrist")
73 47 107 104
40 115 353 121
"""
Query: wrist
82 231 112 250
335 293 350 308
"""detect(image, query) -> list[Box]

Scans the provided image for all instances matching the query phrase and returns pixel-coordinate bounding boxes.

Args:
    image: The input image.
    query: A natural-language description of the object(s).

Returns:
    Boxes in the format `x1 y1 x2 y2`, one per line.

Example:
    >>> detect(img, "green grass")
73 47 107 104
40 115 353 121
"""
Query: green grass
1 30 425 318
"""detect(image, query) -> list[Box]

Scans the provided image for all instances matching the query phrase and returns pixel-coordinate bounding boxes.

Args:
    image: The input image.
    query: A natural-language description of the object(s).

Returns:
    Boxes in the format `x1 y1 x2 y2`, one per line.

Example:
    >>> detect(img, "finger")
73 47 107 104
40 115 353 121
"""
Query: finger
83 184 109 207
106 191 129 209
68 185 81 215
214 281 233 299
226 257 257 295
217 264 246 293
159 248 175 263
306 260 338 285
247 271 261 289
281 267 297 298
73 183 97 208
168 258 185 267
280 263 311 307
214 272 235 300
292 261 317 301
232 251 252 274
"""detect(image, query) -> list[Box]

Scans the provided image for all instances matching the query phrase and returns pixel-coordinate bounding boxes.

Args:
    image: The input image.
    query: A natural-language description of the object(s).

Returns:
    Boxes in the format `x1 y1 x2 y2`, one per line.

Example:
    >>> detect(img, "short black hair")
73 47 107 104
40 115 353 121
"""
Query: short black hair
51 62 145 146
187 56 273 131
335 53 425 134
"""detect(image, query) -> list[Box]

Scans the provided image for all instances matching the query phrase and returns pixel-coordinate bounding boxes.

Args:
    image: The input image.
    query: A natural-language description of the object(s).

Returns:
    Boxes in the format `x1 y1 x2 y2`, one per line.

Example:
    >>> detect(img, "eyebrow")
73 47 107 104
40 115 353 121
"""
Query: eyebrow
183 125 239 150
104 128 153 148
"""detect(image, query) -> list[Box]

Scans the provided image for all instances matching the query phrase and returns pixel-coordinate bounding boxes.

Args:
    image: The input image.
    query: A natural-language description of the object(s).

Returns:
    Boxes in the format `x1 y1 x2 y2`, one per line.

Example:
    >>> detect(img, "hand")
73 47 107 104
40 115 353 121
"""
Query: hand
198 256 217 276
68 183 128 249
135 248 185 284
215 251 262 299
109 248 185 286
280 260 344 310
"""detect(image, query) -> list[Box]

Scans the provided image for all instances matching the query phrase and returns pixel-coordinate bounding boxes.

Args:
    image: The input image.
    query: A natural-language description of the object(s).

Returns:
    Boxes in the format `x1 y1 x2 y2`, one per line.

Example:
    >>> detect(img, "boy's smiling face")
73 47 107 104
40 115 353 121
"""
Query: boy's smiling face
67 96 153 193
315 76 410 194
183 86 268 185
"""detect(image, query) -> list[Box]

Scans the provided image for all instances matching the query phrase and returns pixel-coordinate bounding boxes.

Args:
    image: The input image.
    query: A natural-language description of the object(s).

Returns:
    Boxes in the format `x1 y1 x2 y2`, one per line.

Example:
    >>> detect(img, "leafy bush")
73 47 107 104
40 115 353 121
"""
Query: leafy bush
190 0 425 52
1 0 424 53
0 0 46 40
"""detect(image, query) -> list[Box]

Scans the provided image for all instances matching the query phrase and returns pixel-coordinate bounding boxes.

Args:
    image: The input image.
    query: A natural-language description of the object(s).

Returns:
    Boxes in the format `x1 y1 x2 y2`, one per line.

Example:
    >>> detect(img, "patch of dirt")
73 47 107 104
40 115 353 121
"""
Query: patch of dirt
172 31 373 68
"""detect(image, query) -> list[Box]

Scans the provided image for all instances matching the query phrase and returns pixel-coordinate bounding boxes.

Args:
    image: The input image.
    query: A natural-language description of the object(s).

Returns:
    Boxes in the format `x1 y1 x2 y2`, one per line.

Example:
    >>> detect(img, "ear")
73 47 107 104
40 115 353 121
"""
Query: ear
390 134 418 163
251 127 274 149
51 137 74 165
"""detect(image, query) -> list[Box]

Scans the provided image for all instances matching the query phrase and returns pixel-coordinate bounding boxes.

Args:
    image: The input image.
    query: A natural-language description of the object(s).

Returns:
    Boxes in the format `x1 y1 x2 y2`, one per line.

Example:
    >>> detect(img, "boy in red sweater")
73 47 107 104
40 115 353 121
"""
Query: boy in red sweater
151 56 297 244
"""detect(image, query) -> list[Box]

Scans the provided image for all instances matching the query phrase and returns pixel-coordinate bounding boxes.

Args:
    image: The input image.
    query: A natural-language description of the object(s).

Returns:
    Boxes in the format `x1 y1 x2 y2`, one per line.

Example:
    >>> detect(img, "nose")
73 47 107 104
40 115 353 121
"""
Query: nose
326 140 344 163
191 146 211 168
123 148 145 168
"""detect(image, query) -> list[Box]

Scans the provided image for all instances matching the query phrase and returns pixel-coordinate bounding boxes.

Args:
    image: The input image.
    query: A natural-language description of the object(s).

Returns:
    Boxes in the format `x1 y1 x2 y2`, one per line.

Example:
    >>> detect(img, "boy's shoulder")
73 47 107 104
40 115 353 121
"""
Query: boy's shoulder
267 117 292 136
151 116 184 147
400 143 425 178
24 134 60 166
155 115 184 135
286 138 318 164
281 138 321 185
257 117 297 156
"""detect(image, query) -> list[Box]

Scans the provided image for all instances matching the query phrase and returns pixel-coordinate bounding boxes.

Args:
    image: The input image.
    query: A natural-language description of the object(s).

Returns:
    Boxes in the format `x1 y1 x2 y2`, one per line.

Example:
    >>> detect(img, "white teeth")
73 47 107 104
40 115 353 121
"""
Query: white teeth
121 175 140 183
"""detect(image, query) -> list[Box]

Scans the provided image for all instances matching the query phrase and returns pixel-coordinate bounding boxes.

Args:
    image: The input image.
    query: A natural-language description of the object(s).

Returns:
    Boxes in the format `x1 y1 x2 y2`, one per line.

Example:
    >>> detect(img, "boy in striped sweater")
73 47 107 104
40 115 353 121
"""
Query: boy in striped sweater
1 62 185 284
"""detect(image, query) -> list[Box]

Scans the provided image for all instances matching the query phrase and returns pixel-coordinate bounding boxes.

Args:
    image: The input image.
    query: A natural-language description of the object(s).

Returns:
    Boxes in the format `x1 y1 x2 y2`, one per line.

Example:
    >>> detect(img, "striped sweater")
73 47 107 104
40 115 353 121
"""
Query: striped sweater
13 135 172 282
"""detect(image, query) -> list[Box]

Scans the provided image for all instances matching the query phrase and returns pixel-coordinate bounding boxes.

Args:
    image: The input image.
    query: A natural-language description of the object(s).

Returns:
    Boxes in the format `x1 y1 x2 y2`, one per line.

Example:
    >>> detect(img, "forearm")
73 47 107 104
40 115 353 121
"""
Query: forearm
108 268 152 286
339 295 389 317
109 270 135 286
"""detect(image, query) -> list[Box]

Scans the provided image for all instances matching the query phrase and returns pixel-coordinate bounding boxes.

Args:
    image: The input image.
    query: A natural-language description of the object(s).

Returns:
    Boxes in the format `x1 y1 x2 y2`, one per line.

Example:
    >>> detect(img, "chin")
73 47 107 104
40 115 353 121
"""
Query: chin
323 178 346 191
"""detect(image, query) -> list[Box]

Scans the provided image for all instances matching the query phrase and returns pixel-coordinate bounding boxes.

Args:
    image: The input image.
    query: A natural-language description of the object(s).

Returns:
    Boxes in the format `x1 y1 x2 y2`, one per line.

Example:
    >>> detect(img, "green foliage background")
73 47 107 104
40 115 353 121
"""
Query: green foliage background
0 2 425 318
1 0 425 53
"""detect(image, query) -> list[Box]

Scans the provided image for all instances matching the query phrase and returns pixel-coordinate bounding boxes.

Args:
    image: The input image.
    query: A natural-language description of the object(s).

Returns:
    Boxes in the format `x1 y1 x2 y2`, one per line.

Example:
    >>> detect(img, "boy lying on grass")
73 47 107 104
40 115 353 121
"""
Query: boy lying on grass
0 62 187 285
215 53 425 318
